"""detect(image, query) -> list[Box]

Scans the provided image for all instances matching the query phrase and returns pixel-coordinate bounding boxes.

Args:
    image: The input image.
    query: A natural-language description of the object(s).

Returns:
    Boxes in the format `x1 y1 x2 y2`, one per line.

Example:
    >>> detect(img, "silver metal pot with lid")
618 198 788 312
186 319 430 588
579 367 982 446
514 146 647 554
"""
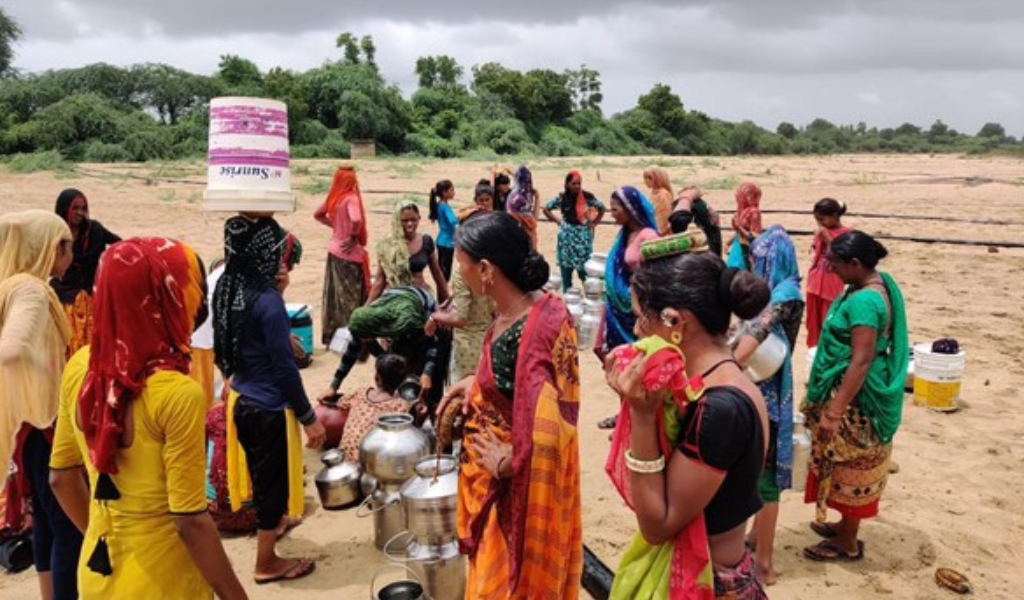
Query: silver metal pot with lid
360 413 431 484
314 449 363 510
400 456 459 546
579 312 602 348
584 252 608 280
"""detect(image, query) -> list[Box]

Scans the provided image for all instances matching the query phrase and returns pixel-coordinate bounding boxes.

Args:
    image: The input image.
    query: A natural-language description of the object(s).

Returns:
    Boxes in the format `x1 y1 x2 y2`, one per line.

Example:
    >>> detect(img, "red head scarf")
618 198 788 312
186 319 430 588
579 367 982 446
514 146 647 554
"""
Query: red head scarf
734 182 763 235
324 167 368 246
78 238 204 476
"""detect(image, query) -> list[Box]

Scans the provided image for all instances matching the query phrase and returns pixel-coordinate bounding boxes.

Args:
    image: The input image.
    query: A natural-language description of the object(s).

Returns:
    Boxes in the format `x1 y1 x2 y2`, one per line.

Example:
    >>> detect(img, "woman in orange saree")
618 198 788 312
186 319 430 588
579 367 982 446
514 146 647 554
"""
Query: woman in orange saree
442 212 582 599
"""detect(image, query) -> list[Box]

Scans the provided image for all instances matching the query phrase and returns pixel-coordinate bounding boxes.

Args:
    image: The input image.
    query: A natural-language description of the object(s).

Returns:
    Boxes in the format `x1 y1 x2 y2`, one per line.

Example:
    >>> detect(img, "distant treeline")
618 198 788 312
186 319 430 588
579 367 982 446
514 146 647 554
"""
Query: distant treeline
1 28 1021 163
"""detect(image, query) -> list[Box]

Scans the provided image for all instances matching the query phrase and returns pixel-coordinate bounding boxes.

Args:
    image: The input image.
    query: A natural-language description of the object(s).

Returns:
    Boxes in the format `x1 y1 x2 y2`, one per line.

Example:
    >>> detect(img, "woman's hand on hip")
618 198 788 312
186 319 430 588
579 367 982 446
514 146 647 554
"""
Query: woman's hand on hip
816 411 840 442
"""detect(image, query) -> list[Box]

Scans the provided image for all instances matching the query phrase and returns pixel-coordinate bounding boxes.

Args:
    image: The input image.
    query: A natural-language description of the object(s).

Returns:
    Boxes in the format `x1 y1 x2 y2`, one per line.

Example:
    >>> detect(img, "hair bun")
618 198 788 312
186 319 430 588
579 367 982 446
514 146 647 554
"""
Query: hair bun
874 239 889 261
729 270 770 320
515 250 550 292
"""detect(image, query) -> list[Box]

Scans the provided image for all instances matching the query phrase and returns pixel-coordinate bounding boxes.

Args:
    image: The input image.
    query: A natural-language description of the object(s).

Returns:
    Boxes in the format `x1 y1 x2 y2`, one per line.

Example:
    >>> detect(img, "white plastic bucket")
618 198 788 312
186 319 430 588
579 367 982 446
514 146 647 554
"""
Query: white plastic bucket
912 343 965 412
745 333 787 383
203 97 295 213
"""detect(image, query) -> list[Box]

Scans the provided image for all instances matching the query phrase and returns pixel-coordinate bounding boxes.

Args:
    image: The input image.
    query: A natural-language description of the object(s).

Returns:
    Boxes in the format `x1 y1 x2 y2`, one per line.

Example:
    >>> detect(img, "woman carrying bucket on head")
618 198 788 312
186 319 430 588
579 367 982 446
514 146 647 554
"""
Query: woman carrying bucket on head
802 230 908 564
314 166 371 348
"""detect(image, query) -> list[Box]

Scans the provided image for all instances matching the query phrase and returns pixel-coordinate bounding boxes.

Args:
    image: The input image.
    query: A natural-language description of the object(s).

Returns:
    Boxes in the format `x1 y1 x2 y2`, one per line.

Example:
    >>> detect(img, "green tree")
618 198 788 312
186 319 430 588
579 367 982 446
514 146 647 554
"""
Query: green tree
415 55 463 89
304 62 409 149
776 121 798 140
217 54 262 90
0 7 21 78
360 36 377 68
471 62 525 117
977 122 1006 139
565 65 602 112
520 69 573 129
636 84 688 138
262 67 311 143
132 64 214 125
894 122 922 137
927 119 954 145
336 32 361 64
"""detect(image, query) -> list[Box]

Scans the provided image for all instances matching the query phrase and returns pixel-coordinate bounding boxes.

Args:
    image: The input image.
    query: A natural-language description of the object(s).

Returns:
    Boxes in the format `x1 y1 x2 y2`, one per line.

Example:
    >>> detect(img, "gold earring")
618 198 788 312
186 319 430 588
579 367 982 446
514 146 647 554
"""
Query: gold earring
671 331 683 345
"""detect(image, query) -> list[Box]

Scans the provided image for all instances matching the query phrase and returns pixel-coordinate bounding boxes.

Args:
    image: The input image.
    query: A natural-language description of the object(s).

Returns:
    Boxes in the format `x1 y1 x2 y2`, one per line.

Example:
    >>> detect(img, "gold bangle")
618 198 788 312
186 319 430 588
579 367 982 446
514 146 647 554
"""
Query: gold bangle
625 450 665 474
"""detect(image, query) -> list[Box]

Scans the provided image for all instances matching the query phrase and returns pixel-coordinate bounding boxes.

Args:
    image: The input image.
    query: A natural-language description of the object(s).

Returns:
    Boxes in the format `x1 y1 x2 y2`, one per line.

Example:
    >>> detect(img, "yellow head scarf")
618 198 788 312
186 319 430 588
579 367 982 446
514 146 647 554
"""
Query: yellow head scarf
0 210 74 490
0 210 73 282
376 200 419 288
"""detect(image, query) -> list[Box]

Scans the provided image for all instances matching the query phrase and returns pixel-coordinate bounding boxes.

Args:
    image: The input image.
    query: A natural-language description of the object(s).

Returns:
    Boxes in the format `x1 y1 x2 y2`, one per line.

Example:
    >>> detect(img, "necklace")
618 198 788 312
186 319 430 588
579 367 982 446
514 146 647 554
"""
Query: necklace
493 292 534 326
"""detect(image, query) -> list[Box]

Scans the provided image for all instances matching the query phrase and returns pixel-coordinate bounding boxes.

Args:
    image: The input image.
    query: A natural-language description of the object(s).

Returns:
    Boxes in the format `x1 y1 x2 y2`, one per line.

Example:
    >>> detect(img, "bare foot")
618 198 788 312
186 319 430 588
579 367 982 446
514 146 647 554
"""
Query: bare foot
275 516 302 540
756 561 778 586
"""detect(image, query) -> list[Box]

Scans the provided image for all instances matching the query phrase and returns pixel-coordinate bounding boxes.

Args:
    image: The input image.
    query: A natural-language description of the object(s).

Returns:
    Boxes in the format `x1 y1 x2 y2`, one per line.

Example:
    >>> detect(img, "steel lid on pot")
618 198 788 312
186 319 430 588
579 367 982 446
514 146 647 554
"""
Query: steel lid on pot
401 456 459 502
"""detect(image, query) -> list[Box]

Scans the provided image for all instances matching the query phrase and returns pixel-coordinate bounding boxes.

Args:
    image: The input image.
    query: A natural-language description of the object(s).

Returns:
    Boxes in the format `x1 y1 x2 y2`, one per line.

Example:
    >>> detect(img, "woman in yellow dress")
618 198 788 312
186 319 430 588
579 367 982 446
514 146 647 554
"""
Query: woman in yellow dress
49 237 248 600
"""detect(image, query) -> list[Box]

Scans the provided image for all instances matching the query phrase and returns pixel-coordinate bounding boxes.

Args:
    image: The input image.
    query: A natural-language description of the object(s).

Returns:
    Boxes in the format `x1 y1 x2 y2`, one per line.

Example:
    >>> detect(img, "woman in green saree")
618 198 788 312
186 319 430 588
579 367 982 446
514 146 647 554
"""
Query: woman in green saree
802 230 909 562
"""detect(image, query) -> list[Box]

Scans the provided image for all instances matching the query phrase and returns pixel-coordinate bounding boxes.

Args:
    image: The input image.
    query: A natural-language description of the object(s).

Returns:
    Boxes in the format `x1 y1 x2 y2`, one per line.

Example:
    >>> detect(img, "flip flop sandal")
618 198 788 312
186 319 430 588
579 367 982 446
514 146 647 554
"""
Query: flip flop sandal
255 559 316 585
803 540 865 563
810 521 839 539
597 415 619 430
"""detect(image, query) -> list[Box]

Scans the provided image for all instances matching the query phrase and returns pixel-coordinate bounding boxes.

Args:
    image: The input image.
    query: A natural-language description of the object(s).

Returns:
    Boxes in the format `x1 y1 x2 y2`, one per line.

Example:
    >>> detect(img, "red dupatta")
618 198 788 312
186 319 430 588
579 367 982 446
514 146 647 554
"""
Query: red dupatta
458 293 582 599
324 167 371 299
605 339 715 600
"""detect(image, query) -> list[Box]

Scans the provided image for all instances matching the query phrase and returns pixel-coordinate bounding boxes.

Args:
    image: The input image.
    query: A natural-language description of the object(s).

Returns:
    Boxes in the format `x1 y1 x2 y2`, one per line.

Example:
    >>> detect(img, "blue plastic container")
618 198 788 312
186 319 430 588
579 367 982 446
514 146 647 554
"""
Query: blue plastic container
286 304 314 355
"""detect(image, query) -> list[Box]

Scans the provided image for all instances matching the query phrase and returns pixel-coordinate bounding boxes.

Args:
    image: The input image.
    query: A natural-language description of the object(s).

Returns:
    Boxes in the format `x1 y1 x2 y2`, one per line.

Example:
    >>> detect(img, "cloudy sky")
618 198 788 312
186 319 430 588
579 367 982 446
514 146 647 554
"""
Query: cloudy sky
6 1 1024 135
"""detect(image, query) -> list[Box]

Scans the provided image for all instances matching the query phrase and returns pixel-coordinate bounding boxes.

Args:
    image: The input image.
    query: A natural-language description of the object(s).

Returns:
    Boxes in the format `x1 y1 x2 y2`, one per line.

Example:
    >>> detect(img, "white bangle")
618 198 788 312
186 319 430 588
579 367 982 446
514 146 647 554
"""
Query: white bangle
625 450 665 474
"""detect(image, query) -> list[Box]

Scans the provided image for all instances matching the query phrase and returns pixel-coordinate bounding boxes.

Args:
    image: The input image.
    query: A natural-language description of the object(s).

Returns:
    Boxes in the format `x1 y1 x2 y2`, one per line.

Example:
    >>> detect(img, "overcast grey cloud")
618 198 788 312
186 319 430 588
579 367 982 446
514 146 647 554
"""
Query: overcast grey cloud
5 1 1023 134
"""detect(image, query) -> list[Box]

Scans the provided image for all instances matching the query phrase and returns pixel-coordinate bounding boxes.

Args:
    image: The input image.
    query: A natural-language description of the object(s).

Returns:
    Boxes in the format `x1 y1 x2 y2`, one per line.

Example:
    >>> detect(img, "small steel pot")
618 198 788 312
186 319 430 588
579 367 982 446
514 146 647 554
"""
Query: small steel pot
584 253 608 279
315 449 363 510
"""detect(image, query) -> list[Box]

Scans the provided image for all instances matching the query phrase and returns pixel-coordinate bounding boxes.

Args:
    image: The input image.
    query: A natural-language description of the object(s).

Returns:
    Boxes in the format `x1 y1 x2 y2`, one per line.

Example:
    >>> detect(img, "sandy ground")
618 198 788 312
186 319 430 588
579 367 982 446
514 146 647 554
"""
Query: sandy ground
1 154 1023 599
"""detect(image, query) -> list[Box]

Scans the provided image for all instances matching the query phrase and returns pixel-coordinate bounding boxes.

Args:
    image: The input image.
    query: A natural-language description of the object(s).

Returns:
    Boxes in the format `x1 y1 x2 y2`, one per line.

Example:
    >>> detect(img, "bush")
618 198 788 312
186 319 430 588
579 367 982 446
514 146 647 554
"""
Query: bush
478 118 534 155
28 93 130 157
404 131 460 158
5 150 74 173
291 130 350 159
539 126 587 157
123 128 174 162
82 141 132 163
294 119 330 145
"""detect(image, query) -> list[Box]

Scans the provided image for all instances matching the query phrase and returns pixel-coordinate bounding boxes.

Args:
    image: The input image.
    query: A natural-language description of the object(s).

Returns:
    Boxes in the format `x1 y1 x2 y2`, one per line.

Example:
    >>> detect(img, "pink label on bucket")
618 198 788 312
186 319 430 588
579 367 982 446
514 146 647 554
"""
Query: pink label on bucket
208 148 289 168
210 105 288 138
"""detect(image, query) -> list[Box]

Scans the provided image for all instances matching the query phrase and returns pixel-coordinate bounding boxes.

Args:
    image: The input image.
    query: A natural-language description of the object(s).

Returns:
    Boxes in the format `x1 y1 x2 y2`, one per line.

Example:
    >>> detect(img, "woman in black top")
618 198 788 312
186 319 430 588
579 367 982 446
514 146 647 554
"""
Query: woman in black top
51 188 121 354
606 250 772 599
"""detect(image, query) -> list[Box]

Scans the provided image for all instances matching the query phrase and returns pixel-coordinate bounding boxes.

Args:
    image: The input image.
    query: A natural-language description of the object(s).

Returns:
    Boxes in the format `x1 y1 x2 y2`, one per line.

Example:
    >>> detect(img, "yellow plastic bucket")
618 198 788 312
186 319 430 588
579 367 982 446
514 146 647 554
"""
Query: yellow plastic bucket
912 343 965 411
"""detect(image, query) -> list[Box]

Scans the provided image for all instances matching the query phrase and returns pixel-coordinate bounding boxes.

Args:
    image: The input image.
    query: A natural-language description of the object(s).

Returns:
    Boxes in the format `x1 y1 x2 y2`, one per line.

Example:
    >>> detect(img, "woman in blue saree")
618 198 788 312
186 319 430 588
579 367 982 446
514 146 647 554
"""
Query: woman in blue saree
596 186 660 429
732 224 803 584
